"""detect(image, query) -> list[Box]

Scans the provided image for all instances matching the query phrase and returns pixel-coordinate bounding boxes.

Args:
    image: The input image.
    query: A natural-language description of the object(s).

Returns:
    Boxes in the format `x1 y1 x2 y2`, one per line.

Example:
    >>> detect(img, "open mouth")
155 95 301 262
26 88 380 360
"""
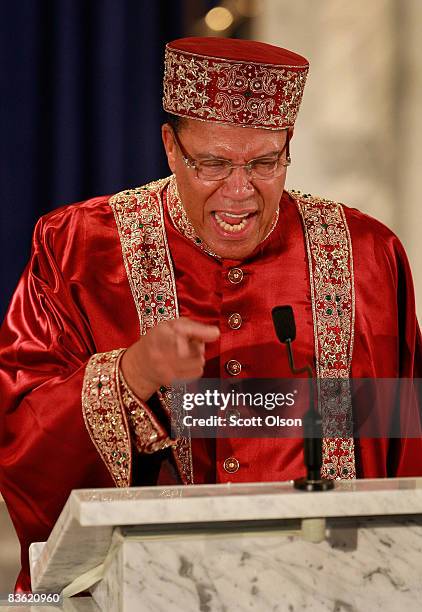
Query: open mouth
213 211 257 233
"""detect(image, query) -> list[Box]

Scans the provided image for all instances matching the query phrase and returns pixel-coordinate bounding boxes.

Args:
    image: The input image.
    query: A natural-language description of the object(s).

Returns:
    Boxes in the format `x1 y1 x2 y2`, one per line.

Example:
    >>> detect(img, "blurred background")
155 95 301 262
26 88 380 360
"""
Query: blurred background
0 0 421 591
1 0 421 322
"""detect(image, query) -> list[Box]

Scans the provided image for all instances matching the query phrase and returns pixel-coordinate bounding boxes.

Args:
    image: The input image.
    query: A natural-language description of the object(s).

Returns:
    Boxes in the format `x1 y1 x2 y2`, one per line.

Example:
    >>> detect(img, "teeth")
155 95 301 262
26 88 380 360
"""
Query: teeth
224 212 250 219
215 212 249 233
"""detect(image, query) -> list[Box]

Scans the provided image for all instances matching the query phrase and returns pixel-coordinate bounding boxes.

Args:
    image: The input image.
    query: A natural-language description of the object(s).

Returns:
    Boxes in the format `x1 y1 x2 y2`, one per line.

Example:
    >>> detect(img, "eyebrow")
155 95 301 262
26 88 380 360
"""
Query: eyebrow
195 149 283 161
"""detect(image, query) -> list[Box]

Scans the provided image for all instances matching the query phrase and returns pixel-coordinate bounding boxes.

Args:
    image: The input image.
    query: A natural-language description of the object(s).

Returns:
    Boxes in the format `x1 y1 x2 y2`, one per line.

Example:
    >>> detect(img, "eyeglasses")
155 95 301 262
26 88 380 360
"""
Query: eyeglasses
171 128 291 181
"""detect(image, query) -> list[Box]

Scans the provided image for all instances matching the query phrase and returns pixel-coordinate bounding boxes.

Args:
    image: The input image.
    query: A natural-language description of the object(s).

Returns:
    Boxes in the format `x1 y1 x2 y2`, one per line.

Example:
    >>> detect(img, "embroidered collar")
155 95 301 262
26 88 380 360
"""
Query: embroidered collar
166 174 280 260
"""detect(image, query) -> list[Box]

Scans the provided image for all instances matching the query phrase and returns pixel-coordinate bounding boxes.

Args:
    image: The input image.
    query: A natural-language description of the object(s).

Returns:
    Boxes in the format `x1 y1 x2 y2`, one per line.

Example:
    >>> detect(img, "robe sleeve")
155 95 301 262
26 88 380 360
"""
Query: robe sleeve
386 235 422 475
395 236 422 377
354 227 422 478
0 214 171 590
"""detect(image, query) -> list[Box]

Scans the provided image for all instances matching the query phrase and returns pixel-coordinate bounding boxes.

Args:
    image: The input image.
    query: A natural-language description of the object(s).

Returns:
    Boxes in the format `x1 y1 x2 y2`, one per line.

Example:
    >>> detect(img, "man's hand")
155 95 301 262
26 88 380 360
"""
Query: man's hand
120 318 220 401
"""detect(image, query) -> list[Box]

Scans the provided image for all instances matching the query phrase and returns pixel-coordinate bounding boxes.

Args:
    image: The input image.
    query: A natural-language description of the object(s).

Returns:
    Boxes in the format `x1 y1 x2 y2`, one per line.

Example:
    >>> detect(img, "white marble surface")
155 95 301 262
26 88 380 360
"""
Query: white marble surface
0 600 99 612
31 478 422 594
74 477 422 525
90 531 124 612
29 541 45 569
31 492 112 592
92 517 422 612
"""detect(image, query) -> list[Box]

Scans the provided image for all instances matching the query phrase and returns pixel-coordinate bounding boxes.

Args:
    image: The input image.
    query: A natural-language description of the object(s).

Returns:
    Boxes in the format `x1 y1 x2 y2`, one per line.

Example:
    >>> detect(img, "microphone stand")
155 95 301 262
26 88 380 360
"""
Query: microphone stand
284 338 333 492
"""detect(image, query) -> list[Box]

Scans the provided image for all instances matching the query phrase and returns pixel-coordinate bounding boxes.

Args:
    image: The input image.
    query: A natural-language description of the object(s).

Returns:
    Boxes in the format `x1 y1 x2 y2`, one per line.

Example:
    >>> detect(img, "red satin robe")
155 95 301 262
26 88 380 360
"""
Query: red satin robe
0 182 421 590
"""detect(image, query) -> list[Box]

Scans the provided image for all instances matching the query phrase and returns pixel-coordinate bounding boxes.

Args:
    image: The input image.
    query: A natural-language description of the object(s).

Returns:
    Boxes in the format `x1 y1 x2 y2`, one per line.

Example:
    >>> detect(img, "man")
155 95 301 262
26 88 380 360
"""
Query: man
0 37 421 590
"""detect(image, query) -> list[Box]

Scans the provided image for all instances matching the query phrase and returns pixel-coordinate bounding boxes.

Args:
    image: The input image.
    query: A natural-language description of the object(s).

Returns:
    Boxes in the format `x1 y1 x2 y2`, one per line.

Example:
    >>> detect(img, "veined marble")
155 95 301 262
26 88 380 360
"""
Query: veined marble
72 478 422 527
0 601 99 612
92 517 422 612
30 478 422 609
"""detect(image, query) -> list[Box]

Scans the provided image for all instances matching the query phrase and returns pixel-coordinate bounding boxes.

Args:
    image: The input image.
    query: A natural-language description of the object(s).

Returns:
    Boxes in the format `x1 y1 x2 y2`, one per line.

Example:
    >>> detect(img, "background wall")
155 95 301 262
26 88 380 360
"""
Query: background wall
0 0 186 321
0 496 20 592
254 0 421 318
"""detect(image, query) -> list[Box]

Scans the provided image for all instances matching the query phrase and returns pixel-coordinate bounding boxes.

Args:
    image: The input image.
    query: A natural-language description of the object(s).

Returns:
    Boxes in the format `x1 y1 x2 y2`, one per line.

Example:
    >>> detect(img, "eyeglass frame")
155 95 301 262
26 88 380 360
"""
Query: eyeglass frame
170 127 291 181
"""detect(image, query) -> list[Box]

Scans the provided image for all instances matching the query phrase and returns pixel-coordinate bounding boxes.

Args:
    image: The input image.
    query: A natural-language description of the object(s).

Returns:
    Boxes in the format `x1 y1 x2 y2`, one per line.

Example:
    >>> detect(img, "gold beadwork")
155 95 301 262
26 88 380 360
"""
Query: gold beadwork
118 368 175 454
293 190 356 480
163 47 308 130
167 175 279 255
109 179 194 484
81 349 131 487
109 177 178 336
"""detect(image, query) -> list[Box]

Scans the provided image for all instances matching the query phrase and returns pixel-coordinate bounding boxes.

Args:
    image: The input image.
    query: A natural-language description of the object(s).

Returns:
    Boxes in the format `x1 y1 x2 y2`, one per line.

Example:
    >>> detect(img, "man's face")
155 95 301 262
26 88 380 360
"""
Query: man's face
162 119 289 260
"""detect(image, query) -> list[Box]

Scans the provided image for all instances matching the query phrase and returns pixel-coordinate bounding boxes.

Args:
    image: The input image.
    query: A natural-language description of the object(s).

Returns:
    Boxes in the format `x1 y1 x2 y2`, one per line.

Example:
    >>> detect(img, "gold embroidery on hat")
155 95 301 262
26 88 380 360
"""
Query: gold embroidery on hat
163 48 308 130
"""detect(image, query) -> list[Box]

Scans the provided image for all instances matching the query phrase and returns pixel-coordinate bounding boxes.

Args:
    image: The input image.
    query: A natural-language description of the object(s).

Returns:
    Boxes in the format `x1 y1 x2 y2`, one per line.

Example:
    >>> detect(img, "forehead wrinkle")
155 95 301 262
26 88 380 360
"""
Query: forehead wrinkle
179 121 287 161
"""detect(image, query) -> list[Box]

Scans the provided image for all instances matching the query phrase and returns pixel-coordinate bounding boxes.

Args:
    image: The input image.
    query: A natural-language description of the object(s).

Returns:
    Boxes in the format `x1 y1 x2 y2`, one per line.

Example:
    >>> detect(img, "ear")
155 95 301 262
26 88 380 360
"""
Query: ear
162 124 177 174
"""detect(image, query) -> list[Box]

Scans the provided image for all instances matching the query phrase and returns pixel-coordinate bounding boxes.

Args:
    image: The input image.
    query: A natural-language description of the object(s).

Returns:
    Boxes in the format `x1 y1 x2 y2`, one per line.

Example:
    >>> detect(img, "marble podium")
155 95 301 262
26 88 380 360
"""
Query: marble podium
30 478 422 611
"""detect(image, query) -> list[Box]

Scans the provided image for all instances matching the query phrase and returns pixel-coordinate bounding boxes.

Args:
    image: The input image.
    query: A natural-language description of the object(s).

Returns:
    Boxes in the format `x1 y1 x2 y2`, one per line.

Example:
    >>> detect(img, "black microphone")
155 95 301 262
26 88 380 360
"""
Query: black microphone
272 305 333 491
272 305 296 343
272 306 311 378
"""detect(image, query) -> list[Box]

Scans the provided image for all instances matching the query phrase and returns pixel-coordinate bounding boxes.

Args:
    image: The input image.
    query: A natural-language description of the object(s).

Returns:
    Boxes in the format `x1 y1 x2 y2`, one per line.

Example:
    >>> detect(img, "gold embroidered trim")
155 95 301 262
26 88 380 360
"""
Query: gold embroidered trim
167 46 308 69
110 180 194 484
292 190 356 480
81 349 131 487
167 176 218 257
118 369 175 454
158 385 194 481
163 47 308 129
167 175 280 256
109 178 178 336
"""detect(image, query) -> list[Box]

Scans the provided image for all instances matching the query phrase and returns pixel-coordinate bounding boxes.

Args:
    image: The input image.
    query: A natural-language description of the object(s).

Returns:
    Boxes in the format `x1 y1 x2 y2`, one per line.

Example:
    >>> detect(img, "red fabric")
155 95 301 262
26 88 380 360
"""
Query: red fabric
163 190 422 482
168 37 309 67
0 199 126 590
0 187 421 590
163 37 309 129
165 190 311 483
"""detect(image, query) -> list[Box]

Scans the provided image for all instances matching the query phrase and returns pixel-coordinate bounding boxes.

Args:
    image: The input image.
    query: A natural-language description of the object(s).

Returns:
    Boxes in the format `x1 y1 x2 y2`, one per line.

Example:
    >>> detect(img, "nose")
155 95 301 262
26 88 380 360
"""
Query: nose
220 166 255 199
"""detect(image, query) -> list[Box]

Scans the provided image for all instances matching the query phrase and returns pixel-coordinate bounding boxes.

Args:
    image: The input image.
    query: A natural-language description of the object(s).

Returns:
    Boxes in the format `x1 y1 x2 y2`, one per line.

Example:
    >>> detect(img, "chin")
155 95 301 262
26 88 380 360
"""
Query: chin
213 242 255 260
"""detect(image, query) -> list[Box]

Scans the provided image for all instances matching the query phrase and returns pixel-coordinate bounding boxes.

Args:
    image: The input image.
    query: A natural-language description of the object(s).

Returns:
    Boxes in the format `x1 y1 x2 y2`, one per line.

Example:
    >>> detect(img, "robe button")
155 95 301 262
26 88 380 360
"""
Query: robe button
225 360 242 376
228 313 242 329
223 457 240 473
226 408 241 421
227 267 244 284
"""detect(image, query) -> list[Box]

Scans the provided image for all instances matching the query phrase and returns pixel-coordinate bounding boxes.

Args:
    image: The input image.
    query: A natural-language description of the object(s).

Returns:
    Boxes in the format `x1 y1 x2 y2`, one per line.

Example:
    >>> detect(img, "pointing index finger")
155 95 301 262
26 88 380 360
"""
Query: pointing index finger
175 318 220 343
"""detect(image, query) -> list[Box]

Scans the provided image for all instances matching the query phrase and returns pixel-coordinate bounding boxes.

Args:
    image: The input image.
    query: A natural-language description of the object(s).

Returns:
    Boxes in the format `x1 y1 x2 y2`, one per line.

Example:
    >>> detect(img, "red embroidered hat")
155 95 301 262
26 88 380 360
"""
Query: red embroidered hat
163 37 309 130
